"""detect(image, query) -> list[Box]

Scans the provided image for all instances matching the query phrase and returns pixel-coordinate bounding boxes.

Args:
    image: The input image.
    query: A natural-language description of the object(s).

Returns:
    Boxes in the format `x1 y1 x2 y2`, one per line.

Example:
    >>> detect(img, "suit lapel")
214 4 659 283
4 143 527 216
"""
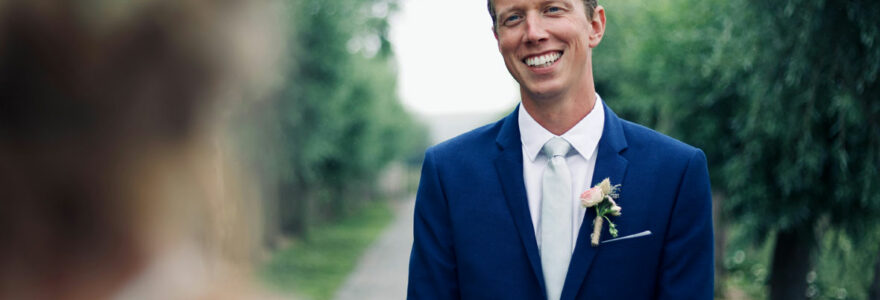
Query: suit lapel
493 106 547 294
561 102 630 300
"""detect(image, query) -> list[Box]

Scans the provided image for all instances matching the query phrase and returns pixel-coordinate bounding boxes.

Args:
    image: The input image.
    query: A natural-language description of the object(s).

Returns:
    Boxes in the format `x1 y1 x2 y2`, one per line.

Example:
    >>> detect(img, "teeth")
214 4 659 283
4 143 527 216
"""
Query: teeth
525 52 561 67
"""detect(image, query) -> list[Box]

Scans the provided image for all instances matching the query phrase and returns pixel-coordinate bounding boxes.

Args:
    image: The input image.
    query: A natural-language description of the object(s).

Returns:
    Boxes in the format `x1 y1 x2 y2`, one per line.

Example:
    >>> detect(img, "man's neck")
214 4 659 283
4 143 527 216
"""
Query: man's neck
520 87 597 136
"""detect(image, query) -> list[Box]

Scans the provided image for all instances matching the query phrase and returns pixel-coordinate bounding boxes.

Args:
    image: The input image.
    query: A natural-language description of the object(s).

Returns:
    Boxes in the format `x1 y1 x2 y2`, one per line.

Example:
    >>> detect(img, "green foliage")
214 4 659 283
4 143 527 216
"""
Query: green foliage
722 225 880 300
716 0 880 242
599 0 880 235
244 0 428 237
595 0 880 296
241 2 427 296
261 201 394 300
722 223 774 299
809 229 880 300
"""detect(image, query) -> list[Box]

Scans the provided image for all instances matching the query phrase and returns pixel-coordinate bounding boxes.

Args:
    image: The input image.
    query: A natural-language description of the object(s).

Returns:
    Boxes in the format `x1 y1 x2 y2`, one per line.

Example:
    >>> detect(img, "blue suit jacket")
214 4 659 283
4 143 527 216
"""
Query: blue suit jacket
408 103 713 299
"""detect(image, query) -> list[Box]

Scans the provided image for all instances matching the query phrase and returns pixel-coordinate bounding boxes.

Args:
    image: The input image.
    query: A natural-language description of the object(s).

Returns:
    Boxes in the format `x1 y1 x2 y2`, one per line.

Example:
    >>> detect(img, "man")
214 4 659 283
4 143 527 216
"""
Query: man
407 0 713 299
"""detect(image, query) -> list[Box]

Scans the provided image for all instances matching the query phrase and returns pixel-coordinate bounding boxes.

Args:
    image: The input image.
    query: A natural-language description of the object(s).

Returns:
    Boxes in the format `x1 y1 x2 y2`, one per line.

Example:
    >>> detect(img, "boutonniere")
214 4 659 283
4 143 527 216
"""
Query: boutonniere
580 178 622 246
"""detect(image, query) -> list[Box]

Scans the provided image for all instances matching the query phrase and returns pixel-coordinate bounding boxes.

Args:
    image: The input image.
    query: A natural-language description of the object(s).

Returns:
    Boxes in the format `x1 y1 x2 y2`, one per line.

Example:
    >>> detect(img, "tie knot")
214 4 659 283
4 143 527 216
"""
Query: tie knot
542 137 571 158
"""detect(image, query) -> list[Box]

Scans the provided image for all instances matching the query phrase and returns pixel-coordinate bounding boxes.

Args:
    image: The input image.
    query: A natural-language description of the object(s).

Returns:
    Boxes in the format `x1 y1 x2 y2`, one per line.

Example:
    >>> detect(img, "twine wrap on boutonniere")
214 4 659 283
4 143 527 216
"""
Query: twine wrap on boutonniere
580 178 622 246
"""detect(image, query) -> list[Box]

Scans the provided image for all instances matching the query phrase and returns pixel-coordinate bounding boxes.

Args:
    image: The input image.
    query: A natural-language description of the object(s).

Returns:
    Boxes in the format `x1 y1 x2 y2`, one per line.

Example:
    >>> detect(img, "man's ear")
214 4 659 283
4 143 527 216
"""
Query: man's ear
588 6 606 48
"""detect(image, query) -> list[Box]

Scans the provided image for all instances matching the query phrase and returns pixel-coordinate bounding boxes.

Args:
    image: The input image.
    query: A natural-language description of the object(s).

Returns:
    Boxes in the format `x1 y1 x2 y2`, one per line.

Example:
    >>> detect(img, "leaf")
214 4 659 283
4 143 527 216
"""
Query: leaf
607 220 619 238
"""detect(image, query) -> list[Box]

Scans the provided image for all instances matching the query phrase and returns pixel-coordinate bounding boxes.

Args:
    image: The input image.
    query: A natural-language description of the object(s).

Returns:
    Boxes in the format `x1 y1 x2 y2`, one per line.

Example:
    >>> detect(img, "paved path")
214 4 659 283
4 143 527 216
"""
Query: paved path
334 198 415 300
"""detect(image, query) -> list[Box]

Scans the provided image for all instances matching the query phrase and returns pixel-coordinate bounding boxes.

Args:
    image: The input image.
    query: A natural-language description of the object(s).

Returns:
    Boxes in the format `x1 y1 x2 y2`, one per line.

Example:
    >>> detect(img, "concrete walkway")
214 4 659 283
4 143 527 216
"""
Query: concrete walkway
334 198 415 300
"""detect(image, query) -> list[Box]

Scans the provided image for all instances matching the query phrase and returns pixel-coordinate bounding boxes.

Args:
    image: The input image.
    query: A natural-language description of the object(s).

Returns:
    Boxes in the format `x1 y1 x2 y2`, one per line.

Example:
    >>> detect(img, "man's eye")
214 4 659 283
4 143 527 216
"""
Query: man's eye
546 6 561 13
504 14 521 24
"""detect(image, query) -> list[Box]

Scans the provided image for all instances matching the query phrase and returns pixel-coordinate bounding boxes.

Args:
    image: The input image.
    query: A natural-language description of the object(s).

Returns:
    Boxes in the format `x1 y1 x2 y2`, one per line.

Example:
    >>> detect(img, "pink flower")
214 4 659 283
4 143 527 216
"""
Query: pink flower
580 186 604 207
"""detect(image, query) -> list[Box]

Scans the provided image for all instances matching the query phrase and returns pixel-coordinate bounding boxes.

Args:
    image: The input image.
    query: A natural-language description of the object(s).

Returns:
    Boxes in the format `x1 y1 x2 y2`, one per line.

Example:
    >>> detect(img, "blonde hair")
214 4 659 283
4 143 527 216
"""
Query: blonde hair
0 0 283 298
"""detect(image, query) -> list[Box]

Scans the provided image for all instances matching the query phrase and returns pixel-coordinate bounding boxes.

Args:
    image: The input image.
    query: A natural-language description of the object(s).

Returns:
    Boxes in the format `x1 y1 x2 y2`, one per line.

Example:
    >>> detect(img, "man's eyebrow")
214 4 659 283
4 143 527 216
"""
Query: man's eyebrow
497 0 571 17
543 0 572 8
495 6 520 18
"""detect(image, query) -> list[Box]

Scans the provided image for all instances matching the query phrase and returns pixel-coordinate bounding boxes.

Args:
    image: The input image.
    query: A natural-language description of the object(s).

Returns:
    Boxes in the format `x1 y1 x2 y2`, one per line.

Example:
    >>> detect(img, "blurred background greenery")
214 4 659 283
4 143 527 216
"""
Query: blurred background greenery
239 0 878 299
594 0 880 299
232 0 428 298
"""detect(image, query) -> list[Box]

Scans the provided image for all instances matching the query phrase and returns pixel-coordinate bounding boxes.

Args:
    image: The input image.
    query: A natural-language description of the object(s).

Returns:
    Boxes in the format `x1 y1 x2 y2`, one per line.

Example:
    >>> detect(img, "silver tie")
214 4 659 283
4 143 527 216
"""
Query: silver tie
540 137 573 300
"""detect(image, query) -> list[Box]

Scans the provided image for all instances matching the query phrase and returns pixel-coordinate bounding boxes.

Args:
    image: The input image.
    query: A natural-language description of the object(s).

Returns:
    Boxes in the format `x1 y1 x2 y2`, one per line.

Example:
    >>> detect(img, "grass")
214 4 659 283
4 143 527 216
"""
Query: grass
720 224 880 300
260 200 395 300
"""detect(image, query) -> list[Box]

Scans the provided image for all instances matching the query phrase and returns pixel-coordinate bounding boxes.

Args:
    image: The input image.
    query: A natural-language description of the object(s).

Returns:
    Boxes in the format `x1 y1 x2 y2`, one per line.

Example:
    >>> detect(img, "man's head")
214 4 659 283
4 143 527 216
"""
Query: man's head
488 0 598 29
490 0 606 101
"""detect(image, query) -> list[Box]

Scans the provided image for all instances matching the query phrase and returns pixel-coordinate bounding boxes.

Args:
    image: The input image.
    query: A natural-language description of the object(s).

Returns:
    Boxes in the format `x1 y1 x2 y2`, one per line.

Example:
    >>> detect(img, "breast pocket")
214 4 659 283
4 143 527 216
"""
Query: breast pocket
600 230 653 245
593 229 660 266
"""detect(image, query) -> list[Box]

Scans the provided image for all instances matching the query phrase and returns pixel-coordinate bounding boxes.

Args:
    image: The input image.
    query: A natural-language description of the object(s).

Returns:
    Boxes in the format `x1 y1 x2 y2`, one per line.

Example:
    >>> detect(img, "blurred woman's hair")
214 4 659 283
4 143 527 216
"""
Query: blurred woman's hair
0 0 283 298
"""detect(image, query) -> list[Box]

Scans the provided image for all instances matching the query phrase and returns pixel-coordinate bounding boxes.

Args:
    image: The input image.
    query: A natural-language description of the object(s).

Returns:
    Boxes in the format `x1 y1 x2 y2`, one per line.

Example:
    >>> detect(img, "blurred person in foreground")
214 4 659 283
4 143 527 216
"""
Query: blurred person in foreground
0 0 283 299
407 0 713 299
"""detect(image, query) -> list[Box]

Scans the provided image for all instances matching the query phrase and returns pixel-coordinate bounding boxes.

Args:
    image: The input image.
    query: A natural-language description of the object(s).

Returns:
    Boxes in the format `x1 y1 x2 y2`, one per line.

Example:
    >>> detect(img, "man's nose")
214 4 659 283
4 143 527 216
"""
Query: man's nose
524 14 549 44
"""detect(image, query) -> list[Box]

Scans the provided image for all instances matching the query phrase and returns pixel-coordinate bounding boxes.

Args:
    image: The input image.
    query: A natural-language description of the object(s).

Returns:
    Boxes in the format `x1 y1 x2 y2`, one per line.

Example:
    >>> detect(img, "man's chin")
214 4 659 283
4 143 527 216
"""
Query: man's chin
520 83 565 101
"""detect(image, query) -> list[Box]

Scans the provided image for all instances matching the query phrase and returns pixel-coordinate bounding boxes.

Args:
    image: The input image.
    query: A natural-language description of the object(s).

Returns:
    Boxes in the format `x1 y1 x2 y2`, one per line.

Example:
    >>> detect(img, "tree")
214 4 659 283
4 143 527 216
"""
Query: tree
718 1 879 299
240 0 427 241
595 0 880 298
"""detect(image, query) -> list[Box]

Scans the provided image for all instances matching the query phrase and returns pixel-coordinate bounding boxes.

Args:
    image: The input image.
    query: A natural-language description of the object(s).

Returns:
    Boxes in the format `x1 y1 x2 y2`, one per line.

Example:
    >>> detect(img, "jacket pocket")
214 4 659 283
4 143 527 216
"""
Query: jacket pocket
600 230 652 244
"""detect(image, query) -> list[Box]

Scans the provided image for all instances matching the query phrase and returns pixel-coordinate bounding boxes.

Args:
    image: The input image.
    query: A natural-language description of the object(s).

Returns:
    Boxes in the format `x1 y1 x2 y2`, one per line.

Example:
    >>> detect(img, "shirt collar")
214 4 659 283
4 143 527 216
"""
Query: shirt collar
518 94 606 162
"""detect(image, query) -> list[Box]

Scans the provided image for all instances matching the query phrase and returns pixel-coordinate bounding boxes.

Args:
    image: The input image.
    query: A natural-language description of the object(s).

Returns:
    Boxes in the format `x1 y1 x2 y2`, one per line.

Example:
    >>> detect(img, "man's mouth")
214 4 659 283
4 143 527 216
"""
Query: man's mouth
523 51 562 68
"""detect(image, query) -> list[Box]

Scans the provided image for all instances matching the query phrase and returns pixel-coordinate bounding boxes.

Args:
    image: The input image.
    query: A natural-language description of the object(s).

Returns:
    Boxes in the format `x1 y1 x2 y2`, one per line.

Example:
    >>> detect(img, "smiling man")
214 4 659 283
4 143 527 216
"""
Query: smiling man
407 0 714 299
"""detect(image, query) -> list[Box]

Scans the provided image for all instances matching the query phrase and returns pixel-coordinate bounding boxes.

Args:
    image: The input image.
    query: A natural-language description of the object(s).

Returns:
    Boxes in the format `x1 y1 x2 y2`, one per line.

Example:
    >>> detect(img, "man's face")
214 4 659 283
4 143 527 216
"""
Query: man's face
493 0 604 100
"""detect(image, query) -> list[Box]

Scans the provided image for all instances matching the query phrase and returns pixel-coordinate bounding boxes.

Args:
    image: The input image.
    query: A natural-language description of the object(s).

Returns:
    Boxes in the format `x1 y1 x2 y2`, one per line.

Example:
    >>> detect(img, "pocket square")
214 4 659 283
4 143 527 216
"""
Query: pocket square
601 230 652 244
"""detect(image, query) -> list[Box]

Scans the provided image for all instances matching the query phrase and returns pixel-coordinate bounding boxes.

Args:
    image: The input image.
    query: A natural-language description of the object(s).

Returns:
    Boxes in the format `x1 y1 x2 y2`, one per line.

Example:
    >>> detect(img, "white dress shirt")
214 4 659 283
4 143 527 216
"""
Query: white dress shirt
519 94 605 252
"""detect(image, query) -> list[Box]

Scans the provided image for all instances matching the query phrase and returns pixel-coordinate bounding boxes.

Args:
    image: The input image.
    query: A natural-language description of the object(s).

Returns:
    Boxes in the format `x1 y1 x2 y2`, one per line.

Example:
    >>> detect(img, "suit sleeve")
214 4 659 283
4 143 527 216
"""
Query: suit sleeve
657 149 714 300
407 150 460 299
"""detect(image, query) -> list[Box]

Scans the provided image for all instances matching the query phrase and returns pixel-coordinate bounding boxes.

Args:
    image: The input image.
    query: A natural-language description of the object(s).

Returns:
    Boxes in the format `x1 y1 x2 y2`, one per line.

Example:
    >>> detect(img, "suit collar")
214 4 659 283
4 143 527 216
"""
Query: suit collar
495 105 521 151
494 106 547 293
561 101 630 300
592 100 628 154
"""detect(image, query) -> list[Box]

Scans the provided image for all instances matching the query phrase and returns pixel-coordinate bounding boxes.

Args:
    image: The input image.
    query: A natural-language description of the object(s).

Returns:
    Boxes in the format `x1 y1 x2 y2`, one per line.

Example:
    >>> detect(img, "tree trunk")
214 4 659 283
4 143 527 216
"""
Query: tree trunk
262 182 281 249
278 181 297 235
298 183 315 240
281 179 313 239
869 246 880 300
769 226 814 300
713 192 726 296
